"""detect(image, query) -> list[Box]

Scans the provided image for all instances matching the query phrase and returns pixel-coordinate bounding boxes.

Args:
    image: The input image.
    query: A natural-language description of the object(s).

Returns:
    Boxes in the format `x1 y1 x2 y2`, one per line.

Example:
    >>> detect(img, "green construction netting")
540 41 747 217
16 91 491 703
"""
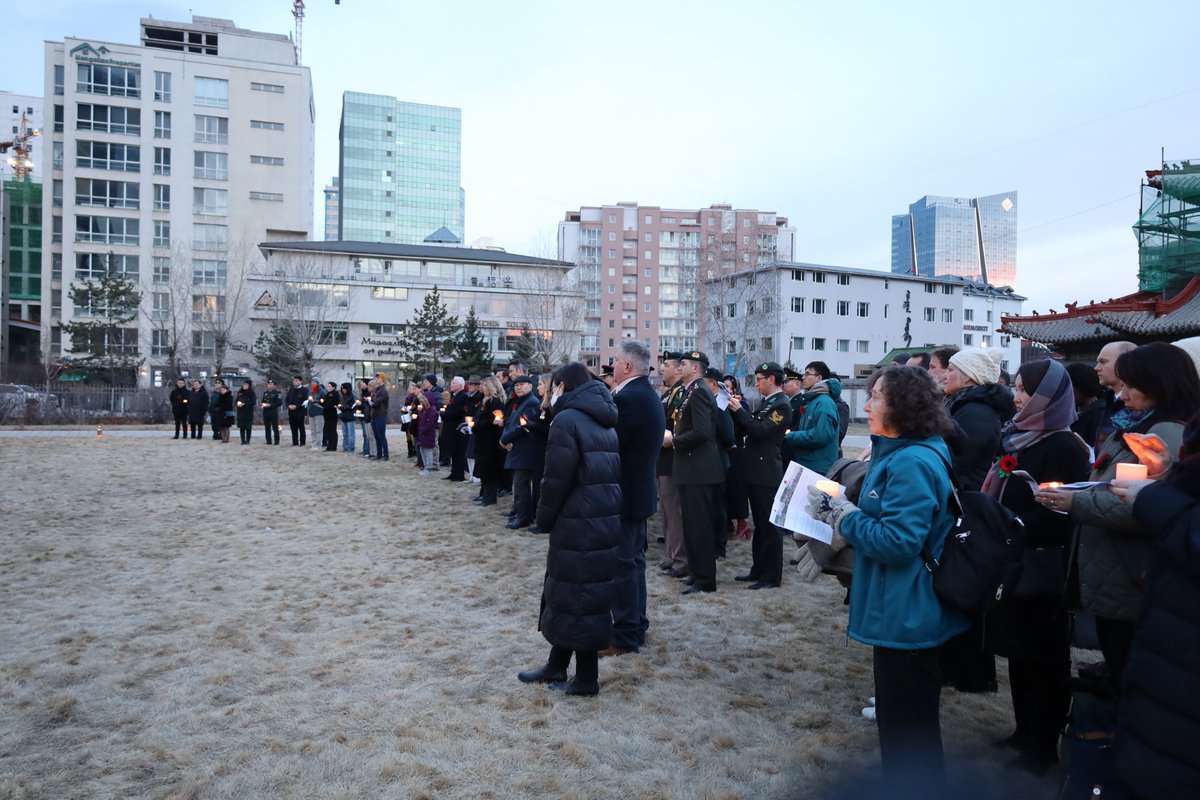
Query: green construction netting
1136 164 1200 294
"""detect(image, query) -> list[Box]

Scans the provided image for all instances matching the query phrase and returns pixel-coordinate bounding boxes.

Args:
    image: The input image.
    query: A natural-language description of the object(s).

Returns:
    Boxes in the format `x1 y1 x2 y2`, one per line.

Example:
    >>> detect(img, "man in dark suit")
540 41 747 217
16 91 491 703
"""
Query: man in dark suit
284 375 309 446
729 361 792 590
669 351 725 595
603 341 666 656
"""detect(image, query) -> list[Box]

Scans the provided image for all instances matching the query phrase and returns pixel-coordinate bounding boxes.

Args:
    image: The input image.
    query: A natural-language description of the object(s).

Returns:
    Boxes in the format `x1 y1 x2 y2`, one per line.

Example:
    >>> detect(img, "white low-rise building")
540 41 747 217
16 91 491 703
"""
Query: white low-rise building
703 261 1024 382
247 240 583 385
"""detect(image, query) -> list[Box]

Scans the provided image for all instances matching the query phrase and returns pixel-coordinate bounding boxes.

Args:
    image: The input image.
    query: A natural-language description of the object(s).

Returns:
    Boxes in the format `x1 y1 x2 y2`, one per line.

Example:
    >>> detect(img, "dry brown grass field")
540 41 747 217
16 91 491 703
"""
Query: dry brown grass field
0 432 1061 799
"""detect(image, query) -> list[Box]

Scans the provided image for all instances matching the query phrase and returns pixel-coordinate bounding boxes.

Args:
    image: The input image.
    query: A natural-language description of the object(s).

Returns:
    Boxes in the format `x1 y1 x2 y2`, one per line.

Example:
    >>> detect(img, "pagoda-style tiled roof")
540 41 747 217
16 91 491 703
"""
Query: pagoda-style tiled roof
1000 276 1200 345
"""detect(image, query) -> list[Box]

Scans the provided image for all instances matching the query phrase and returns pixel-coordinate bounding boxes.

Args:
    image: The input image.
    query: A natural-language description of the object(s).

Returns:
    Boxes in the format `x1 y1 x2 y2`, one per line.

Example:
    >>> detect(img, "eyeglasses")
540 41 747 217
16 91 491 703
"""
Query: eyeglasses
803 371 820 377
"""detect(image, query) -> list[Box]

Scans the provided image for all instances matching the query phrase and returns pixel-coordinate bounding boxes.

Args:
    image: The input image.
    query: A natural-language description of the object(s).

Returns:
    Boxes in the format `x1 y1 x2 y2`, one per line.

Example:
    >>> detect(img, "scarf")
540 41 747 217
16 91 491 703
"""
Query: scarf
981 360 1081 499
1110 405 1154 432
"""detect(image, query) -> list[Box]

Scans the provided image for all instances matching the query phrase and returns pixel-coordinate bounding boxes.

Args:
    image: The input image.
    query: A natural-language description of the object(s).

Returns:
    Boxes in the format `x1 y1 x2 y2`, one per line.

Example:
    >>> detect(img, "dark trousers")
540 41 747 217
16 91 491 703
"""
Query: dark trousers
874 646 945 788
173 410 187 437
1095 616 1136 690
189 423 202 439
679 483 721 590
1008 654 1070 759
511 469 534 522
210 415 221 439
289 411 306 446
323 417 338 451
450 431 468 479
263 414 279 444
548 645 598 683
938 614 996 692
439 427 453 466
746 484 783 585
611 518 648 650
371 417 389 459
238 421 252 444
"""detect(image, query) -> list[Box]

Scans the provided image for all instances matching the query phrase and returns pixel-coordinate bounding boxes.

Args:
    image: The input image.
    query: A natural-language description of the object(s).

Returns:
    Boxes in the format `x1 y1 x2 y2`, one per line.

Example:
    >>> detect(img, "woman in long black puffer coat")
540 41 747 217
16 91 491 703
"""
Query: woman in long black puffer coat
518 362 621 697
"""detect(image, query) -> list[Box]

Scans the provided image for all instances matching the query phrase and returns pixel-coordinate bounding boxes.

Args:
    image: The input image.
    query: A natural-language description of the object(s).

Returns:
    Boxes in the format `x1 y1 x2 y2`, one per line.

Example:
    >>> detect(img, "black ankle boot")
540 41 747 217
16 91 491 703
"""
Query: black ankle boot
517 664 567 684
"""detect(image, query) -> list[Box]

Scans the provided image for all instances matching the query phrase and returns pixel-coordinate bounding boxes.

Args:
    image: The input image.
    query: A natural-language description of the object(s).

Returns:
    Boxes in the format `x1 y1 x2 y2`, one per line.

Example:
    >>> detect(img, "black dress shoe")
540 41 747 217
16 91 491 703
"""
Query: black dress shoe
666 568 690 579
517 664 568 684
734 574 756 582
681 584 715 595
549 677 598 696
656 536 665 543
748 581 779 590
498 489 512 497
505 519 530 530
528 525 545 534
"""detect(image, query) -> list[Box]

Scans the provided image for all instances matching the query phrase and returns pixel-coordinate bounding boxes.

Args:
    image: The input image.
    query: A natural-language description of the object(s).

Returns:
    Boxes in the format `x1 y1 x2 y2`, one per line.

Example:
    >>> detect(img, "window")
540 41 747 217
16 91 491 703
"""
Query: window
250 155 284 166
608 250 615 259
837 274 850 285
986 310 994 322
644 268 652 278
77 64 140 97
812 299 826 314
942 308 954 323
194 114 228 144
924 307 936 322
982 335 992 347
55 65 65 96
791 336 805 350
812 272 826 283
249 191 283 202
75 253 138 280
53 104 64 132
194 151 228 179
194 77 229 108
836 300 850 316
837 339 850 352
192 260 226 284
964 308 974 322
154 71 171 102
645 214 653 225
925 283 937 294
964 333 974 346
857 301 869 317
645 233 652 242
193 187 228 215
250 119 284 130
52 180 62 208
791 297 805 313
53 141 63 169
727 340 737 354
151 329 171 356
77 104 141 134
746 300 756 315
153 220 170 247
154 147 171 175
608 231 616 241
762 337 773 352
153 184 170 211
607 285 615 294
192 294 225 323
250 82 284 93
316 324 349 347
743 218 750 228
791 269 806 281
368 323 401 335
76 141 139 171
857 340 870 353
644 303 652 312
75 215 138 245
152 257 170 283
193 224 227 252
726 303 736 319
192 331 217 358
151 292 170 320
812 337 826 351
942 284 954 295
76 178 139 209
154 110 171 139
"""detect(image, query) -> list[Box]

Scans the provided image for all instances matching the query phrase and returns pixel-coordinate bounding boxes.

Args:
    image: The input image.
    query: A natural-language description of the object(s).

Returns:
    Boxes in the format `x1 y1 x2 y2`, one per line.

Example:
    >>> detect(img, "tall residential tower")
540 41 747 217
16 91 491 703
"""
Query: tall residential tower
337 92 463 244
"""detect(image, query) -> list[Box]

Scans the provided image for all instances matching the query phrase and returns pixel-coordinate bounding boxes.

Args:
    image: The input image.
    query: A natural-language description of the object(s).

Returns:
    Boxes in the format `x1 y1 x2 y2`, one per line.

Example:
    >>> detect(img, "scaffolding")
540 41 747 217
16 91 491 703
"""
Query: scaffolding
1135 158 1200 295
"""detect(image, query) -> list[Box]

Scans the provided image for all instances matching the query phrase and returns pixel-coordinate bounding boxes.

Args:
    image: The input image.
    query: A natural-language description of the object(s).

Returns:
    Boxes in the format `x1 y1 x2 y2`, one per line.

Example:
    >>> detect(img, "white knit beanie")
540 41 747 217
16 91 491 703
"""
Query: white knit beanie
949 347 1004 386
1173 337 1200 378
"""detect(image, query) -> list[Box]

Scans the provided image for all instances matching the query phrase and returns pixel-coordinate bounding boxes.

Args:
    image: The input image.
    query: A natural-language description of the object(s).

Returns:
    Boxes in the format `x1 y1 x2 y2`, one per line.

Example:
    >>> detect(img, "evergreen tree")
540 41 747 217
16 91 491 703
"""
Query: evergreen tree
398 286 459 378
62 253 143 386
453 305 492 378
251 323 308 382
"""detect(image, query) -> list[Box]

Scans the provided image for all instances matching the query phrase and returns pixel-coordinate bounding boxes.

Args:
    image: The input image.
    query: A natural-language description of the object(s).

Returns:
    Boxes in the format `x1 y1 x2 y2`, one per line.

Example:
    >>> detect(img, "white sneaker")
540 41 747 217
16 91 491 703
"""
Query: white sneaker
861 706 876 721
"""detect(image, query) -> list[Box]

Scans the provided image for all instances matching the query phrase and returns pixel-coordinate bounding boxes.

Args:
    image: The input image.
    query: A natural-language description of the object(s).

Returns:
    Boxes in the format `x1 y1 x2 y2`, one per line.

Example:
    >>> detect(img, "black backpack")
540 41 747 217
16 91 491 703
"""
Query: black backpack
914 444 1027 612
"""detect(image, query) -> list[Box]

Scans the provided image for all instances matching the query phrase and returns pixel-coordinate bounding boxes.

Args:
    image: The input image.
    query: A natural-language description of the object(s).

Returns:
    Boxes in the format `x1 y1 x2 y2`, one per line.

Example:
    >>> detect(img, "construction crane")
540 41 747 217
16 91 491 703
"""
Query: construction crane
0 112 40 181
292 0 340 65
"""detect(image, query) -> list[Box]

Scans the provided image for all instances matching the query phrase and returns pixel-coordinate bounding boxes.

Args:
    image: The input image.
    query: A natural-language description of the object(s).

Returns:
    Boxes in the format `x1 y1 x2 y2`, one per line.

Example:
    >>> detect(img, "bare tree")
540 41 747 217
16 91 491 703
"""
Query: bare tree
143 241 195 379
513 265 584 370
189 230 260 378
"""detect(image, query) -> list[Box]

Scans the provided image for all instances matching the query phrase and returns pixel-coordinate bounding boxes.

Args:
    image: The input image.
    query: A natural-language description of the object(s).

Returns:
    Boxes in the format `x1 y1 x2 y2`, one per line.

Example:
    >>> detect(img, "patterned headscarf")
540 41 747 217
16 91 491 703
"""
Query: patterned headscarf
982 359 1082 498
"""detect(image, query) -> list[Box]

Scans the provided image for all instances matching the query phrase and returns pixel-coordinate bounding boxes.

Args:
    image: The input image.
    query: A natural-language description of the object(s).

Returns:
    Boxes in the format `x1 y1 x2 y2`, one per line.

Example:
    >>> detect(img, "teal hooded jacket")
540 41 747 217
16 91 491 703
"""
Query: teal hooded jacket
839 434 969 650
782 378 842 474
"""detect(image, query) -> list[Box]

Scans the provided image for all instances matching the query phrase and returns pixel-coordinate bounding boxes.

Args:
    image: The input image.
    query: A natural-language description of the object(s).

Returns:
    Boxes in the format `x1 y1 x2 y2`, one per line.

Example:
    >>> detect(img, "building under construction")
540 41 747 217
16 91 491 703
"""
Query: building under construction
1135 158 1200 296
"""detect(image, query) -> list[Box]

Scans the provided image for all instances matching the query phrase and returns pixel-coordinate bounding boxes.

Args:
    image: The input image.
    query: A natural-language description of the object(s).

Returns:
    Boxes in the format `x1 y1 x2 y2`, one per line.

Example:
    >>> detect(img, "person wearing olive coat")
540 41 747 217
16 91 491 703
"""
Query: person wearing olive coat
517 363 621 697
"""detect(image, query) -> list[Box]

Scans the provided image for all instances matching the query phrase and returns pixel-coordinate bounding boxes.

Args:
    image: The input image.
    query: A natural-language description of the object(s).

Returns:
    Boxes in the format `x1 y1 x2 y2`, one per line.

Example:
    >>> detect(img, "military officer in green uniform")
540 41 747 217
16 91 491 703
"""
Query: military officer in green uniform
260 379 283 445
780 366 805 463
669 350 725 595
656 351 690 577
728 361 793 589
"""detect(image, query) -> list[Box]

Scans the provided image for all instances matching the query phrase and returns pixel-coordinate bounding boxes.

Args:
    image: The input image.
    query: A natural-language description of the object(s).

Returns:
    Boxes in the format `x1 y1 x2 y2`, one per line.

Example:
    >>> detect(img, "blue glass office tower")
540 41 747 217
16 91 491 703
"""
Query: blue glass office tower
338 92 464 244
891 192 1017 288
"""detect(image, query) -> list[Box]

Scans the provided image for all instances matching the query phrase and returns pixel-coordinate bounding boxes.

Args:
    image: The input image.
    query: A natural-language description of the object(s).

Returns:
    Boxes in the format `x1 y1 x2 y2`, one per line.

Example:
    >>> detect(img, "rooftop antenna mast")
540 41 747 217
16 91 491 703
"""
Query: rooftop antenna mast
292 0 305 64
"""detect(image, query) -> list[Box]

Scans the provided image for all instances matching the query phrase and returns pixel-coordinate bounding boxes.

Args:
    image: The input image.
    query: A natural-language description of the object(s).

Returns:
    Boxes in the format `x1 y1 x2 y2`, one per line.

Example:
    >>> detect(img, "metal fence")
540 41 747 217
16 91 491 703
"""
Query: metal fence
0 386 174 425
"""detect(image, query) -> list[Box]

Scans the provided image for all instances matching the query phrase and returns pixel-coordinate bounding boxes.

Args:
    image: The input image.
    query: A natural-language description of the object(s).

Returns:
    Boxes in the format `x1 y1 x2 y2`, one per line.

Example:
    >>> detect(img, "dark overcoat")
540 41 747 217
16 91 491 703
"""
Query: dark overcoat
614 375 665 521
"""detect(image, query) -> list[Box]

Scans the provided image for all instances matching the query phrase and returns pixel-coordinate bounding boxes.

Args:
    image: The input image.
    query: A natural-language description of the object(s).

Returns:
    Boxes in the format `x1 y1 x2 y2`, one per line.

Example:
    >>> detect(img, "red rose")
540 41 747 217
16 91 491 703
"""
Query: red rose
997 454 1018 476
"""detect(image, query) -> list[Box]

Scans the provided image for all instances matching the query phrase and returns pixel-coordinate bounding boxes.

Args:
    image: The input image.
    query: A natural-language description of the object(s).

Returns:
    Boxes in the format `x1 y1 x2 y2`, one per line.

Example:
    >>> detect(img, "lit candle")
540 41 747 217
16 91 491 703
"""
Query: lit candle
519 415 528 426
493 410 504 421
1039 482 1062 490
814 479 841 497
237 401 243 407
1115 463 1148 481
261 402 268 408
465 416 474 428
